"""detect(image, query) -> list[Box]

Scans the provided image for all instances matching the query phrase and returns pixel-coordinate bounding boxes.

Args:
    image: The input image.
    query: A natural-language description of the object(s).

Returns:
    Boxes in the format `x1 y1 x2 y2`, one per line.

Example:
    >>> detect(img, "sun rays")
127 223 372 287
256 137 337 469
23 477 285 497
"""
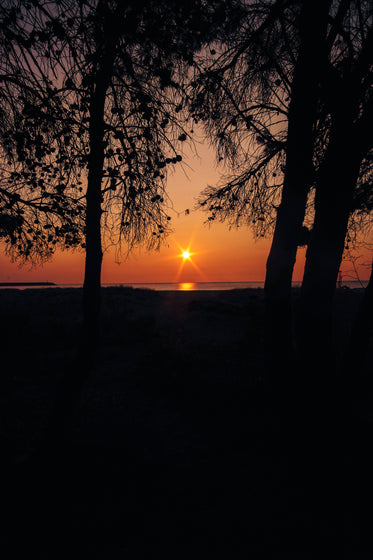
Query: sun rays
175 242 205 281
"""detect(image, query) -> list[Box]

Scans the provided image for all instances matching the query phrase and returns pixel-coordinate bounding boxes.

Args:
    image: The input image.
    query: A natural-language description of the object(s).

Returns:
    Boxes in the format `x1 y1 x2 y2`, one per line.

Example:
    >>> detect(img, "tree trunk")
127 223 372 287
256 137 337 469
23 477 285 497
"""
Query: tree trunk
297 122 363 379
264 0 330 377
82 49 116 342
83 114 106 349
265 185 309 370
46 58 114 446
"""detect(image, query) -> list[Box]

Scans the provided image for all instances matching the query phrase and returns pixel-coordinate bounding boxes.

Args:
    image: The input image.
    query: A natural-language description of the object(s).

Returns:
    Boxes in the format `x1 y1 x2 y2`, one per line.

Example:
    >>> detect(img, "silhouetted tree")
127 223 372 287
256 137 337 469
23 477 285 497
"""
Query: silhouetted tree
1 0 241 444
264 0 331 370
0 0 175 344
190 0 373 379
0 0 240 344
190 0 331 371
297 1 373 375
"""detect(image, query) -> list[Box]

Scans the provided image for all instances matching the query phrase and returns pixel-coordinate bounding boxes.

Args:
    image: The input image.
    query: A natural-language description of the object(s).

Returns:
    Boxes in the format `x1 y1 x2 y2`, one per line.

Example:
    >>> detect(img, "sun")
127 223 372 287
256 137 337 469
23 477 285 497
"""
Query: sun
174 241 206 281
177 245 194 260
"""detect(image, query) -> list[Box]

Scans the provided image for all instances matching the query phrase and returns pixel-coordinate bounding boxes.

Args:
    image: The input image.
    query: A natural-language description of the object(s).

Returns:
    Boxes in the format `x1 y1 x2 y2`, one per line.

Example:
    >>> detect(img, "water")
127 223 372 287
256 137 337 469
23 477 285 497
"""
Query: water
103 281 267 291
0 280 368 290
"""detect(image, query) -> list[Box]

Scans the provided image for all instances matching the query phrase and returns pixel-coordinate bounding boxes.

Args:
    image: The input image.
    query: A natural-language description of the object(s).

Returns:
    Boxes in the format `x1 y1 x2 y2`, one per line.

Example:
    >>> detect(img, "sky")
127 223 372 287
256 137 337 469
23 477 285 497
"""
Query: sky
0 138 371 285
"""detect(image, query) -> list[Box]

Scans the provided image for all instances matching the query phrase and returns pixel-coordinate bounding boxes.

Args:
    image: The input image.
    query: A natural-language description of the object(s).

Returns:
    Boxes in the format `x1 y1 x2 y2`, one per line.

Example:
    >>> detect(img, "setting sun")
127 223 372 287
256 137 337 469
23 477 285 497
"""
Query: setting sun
174 242 207 282
177 243 195 261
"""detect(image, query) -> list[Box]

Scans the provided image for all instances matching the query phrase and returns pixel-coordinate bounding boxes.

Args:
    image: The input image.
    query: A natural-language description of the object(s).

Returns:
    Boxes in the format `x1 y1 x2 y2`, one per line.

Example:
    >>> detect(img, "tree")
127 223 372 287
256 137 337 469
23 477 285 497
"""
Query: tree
190 0 373 379
1 0 241 444
264 0 331 371
190 0 331 371
297 1 373 375
1 0 240 343
0 0 177 342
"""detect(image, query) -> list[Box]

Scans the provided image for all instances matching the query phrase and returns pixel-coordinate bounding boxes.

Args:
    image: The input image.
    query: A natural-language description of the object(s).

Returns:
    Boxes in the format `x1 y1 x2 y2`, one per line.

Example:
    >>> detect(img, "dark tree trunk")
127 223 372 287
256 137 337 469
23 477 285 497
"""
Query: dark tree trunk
82 85 107 350
264 0 330 376
265 184 309 370
82 48 115 345
46 58 114 446
297 121 363 379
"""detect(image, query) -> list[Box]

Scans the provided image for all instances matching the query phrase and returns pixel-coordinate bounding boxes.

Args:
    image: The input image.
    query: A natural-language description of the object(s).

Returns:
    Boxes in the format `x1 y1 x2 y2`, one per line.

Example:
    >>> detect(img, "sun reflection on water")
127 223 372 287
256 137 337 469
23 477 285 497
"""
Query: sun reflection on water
179 282 195 291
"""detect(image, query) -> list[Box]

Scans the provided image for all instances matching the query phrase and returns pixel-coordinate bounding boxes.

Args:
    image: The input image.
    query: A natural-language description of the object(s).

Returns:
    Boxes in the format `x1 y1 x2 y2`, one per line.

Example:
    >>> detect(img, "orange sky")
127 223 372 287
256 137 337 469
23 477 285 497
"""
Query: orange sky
0 140 371 285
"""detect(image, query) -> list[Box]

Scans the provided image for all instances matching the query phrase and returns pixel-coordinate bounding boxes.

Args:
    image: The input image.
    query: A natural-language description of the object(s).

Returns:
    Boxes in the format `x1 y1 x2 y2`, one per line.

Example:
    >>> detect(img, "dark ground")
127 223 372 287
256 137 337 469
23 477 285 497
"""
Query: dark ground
4 287 373 558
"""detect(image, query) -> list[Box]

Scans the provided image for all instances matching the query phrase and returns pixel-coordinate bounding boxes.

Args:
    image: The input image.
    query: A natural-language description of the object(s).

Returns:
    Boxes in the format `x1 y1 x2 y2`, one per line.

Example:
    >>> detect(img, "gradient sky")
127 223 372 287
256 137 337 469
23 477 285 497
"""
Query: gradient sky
0 139 371 284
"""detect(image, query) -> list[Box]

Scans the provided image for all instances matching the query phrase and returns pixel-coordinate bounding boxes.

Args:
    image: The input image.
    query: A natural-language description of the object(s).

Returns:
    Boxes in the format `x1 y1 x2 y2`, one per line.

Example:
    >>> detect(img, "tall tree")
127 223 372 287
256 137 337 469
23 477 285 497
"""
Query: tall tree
1 0 239 443
297 2 373 374
190 0 330 372
264 0 331 371
190 0 373 379
1 0 241 342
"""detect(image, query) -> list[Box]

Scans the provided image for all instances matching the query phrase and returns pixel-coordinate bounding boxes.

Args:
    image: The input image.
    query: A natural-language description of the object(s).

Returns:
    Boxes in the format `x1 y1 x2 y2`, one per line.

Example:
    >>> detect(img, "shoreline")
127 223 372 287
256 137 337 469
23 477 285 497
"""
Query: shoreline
0 281 367 292
0 281 56 286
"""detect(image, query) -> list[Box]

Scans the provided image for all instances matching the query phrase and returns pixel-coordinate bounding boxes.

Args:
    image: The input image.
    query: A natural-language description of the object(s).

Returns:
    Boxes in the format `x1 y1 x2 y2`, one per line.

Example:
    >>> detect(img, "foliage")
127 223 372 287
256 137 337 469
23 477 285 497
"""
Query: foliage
0 5 86 262
0 149 84 263
188 0 297 237
189 0 373 244
0 0 242 264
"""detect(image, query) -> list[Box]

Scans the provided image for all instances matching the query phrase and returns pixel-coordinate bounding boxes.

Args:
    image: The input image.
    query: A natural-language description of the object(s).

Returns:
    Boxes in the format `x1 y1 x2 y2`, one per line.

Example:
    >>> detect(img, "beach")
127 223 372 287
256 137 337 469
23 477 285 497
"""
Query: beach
6 286 373 556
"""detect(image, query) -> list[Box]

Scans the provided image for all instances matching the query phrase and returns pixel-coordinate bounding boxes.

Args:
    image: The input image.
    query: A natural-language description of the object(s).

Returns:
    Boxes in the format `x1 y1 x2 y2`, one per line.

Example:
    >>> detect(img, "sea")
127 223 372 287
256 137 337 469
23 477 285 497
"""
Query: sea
0 280 368 290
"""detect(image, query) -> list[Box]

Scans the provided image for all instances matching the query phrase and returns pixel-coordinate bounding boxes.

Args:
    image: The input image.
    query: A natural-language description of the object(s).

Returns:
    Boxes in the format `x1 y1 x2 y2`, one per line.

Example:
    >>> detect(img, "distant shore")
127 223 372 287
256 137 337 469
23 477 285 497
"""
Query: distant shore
0 279 368 290
0 281 56 286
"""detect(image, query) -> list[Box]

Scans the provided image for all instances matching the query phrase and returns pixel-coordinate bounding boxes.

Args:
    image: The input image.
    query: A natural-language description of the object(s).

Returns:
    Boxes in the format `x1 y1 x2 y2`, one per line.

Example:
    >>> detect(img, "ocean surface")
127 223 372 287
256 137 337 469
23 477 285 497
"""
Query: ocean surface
0 280 368 290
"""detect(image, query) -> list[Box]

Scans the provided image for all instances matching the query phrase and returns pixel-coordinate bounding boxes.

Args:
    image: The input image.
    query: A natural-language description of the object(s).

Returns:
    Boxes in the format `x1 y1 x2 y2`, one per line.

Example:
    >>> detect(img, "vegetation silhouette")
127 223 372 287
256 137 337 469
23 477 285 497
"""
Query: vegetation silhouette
1 0 242 441
0 102 85 260
297 0 373 377
191 0 373 382
3 0 373 554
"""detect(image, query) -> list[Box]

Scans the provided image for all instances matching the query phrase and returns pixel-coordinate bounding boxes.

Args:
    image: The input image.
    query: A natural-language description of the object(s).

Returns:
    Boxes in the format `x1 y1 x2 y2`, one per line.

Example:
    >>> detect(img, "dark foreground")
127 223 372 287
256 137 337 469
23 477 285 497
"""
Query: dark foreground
5 287 373 557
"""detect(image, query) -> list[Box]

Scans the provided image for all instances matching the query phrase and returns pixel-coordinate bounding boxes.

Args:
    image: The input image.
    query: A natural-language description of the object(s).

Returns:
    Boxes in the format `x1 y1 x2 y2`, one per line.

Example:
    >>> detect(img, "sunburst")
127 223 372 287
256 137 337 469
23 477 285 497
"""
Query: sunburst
175 242 205 281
